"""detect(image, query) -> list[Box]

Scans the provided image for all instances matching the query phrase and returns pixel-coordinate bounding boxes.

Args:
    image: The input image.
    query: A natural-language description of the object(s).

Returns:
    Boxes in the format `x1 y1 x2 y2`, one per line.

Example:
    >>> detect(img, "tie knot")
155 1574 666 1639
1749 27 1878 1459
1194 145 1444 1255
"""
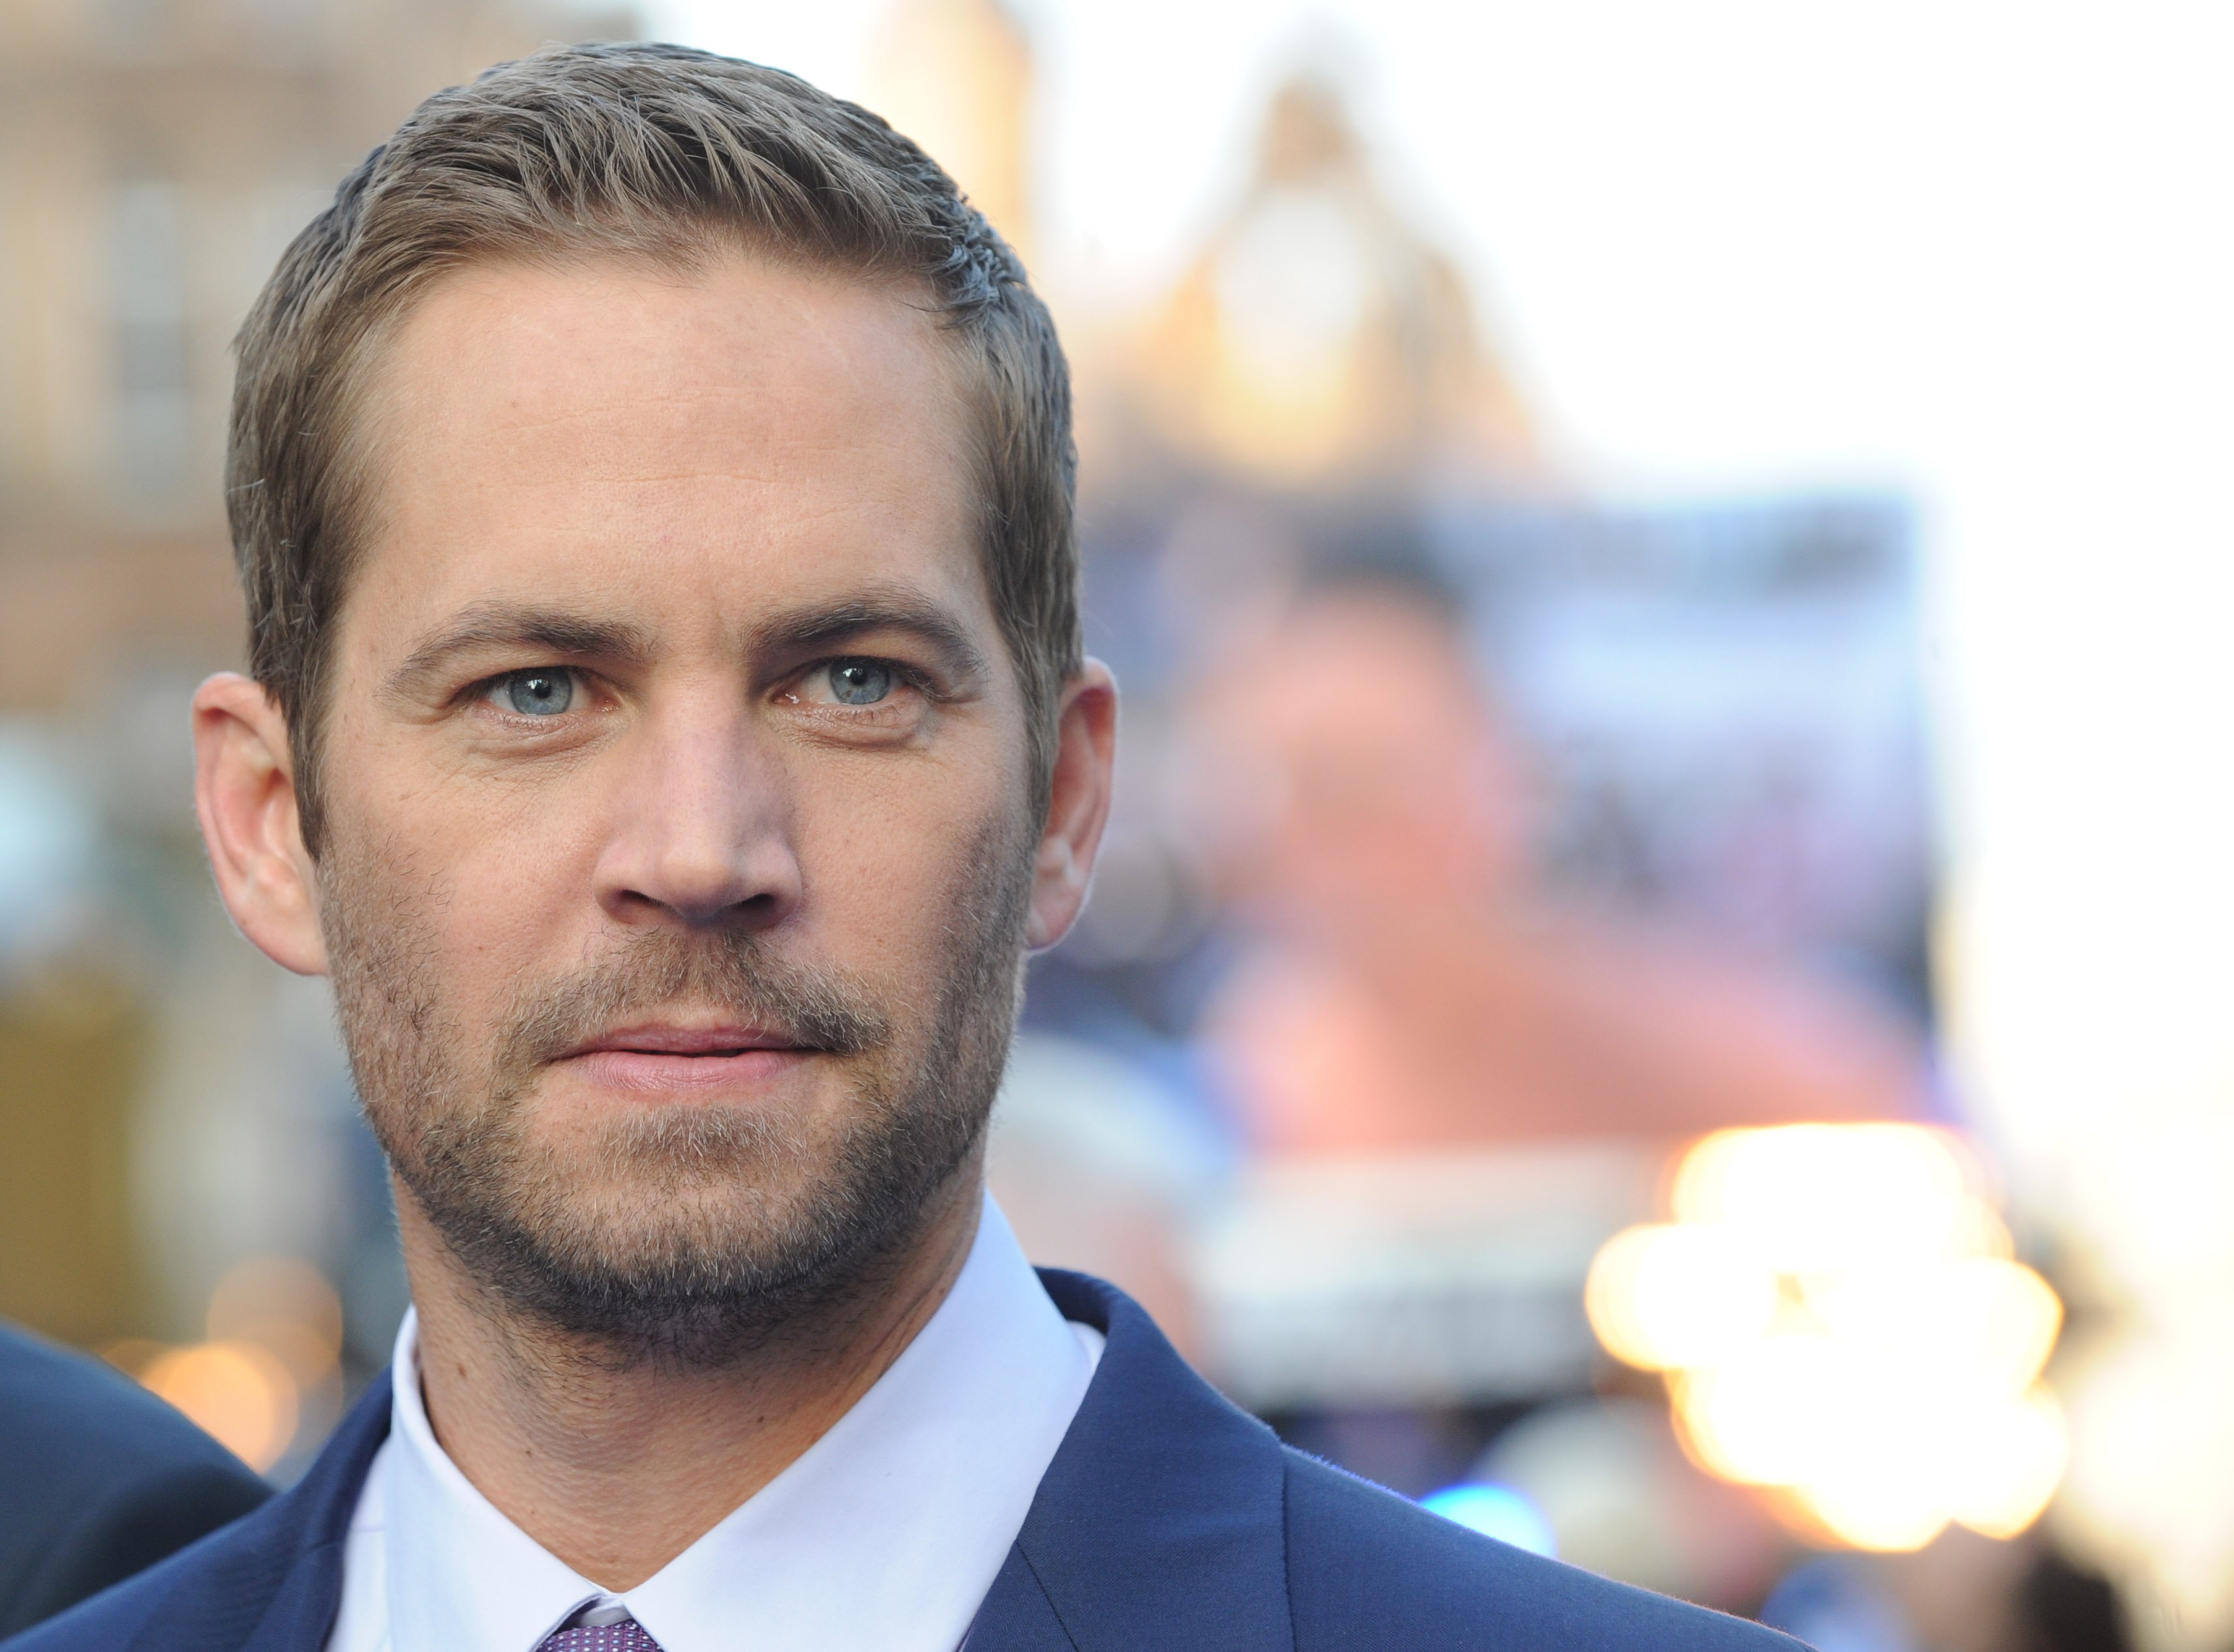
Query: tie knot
536 1612 662 1652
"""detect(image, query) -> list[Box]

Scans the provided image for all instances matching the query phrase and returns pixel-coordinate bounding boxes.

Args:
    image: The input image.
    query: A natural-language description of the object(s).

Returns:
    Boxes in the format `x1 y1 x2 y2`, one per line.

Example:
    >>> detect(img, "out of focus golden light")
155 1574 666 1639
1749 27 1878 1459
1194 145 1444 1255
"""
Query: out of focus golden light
1589 1124 2066 1552
1793 1445 1958 1555
116 1255 346 1473
1807 1257 2060 1402
1672 1124 1978 1271
1946 1384 2068 1539
207 1254 345 1388
1584 1223 1778 1372
140 1339 298 1471
1672 1333 1850 1488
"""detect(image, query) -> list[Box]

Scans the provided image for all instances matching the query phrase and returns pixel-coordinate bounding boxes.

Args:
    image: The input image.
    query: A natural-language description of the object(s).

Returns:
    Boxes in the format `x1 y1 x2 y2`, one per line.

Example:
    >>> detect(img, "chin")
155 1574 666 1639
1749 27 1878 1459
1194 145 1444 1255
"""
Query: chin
534 1058 847 1144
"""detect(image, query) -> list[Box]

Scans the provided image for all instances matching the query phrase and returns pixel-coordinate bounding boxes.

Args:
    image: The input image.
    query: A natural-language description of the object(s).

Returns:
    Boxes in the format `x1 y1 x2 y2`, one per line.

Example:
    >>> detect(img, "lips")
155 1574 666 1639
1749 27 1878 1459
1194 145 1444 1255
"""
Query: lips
560 1023 816 1097
575 1024 805 1058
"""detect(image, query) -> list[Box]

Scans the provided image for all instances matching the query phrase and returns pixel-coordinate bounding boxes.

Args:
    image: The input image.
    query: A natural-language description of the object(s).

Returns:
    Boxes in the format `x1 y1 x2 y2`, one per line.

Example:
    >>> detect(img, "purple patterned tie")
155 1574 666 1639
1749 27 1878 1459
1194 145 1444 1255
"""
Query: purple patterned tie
535 1606 664 1652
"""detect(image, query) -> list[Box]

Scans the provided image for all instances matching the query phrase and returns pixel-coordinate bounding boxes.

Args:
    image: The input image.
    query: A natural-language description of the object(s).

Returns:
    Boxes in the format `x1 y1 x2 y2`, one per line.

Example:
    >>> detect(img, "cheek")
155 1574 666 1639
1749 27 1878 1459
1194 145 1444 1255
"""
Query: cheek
792 752 1020 959
326 730 608 1002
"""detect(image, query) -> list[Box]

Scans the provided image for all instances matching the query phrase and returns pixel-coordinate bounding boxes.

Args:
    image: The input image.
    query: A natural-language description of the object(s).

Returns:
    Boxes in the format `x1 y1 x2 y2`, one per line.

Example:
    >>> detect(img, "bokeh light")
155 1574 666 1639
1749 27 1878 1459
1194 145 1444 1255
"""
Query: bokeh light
138 1339 298 1472
1589 1124 2065 1552
1671 1124 1978 1272
1420 1482 1558 1557
110 1254 346 1473
1584 1222 1779 1373
1943 1384 2068 1541
206 1255 345 1390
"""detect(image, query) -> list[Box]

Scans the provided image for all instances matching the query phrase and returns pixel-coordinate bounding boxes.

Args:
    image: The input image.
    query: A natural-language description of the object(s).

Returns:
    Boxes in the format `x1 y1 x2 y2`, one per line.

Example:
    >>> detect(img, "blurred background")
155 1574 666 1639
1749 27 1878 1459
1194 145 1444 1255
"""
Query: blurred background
3 1 2231 1647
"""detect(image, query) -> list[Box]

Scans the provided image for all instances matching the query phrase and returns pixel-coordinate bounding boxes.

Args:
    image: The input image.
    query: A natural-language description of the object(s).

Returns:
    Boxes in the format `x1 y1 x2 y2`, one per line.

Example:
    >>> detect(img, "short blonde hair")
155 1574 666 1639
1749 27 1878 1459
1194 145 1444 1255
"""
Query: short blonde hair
228 42 1079 850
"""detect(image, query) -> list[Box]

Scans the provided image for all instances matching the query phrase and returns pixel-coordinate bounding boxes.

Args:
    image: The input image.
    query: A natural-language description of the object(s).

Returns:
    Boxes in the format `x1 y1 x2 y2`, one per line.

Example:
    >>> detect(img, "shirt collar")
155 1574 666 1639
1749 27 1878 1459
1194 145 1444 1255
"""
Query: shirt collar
382 1195 1098 1652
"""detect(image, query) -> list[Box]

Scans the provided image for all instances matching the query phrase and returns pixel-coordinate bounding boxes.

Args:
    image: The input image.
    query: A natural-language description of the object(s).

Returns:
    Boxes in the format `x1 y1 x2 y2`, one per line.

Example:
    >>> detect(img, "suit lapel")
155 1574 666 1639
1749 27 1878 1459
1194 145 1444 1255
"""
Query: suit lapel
962 1549 1075 1652
234 1540 352 1652
967 1272 1293 1652
144 1371 392 1652
144 1280 1285 1652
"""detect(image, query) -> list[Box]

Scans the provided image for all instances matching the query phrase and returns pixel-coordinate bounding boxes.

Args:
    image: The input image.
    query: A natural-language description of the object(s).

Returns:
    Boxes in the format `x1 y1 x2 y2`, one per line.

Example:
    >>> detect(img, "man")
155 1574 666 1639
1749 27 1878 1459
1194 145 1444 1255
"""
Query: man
10 44 1801 1652
1182 554 1927 1152
0 1323 269 1635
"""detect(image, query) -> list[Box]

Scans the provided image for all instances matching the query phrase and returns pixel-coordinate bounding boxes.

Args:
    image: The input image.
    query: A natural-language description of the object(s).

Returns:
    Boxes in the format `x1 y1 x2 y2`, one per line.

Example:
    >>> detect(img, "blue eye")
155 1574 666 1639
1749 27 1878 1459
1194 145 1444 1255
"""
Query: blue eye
827 660 893 705
503 670 574 716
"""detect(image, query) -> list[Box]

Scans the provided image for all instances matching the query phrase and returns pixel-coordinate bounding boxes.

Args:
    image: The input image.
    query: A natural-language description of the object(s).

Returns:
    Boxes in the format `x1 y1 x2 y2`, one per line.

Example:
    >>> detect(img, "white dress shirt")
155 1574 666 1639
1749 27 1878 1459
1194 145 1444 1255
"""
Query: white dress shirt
325 1197 1102 1652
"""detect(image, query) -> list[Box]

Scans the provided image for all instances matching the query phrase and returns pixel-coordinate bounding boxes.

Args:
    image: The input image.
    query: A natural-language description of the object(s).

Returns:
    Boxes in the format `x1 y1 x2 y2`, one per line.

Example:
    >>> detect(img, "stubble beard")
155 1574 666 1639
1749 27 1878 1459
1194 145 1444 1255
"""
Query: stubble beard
322 819 1033 1369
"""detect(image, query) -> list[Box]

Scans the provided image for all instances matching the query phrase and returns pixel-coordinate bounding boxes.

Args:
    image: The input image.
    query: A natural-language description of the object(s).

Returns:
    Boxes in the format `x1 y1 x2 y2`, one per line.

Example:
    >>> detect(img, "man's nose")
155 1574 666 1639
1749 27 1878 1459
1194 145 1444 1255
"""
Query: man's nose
592 695 803 931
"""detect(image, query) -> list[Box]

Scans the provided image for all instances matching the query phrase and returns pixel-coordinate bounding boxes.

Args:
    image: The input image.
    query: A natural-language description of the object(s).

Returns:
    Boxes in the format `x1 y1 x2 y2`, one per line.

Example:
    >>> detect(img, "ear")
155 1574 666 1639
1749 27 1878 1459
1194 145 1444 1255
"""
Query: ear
192 671 329 976
1025 658 1118 951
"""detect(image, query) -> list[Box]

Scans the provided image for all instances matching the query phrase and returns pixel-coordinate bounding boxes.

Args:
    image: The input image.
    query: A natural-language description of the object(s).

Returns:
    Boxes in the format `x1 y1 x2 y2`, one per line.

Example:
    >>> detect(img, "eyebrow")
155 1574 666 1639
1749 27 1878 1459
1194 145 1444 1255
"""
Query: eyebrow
386 602 656 701
750 589 992 684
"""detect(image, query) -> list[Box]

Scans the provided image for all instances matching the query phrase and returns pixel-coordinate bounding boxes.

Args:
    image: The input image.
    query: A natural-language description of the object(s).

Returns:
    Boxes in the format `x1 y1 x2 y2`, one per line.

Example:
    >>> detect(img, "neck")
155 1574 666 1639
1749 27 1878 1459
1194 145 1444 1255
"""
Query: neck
396 1167 985 1589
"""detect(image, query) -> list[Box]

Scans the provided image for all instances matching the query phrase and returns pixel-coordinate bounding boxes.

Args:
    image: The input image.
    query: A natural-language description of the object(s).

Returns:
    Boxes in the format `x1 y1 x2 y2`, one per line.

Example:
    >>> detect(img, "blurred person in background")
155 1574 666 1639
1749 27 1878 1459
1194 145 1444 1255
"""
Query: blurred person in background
0 1323 269 1636
1182 551 1930 1154
12 42 1799 1652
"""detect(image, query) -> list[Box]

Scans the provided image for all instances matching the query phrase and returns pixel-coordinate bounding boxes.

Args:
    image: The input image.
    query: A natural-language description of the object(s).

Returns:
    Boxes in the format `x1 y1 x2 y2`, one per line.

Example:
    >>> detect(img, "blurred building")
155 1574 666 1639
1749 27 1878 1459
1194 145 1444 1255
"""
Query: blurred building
1114 72 1538 495
0 0 634 1371
865 0 1033 261
0 0 623 709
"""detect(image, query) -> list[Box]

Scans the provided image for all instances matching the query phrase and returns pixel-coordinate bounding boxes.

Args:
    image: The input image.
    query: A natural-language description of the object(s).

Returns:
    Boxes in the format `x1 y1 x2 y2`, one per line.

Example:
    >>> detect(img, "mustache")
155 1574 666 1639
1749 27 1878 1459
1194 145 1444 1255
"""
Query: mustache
491 928 893 1085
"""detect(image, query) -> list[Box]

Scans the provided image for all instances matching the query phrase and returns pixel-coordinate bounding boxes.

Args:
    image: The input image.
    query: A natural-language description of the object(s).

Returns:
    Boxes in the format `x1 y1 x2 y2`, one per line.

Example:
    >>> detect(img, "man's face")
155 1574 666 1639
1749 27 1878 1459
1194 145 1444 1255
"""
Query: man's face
311 252 1038 1358
1180 594 1528 939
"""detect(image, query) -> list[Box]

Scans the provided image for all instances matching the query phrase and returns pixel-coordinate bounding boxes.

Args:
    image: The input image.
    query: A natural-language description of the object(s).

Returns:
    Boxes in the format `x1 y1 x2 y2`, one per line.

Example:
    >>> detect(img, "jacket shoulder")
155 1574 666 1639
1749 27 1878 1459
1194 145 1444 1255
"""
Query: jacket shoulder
1281 1450 1803 1652
1 1492 316 1652
3 1462 273 1640
0 1369 393 1652
0 1323 270 1637
0 1324 258 1488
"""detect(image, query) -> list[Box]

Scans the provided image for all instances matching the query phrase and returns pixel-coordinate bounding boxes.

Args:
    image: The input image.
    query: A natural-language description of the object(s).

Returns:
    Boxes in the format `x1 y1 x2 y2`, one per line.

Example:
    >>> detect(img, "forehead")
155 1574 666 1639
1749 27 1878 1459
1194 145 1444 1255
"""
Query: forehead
346 250 987 643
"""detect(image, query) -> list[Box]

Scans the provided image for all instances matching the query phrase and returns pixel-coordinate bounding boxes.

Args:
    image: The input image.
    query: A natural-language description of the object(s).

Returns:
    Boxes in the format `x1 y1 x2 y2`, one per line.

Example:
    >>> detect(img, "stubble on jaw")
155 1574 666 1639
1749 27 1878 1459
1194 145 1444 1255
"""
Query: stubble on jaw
320 814 1035 1372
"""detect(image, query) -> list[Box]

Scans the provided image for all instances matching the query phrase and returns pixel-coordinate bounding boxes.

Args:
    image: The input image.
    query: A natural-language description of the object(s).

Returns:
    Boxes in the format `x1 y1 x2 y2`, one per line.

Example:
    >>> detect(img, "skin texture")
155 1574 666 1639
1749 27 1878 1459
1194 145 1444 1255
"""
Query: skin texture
191 252 1117 1587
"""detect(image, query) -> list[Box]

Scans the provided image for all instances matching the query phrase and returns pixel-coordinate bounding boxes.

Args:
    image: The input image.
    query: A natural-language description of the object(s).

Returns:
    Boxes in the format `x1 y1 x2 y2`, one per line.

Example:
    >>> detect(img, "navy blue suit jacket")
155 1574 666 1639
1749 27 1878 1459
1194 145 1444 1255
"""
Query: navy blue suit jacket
5 1272 1801 1651
0 1322 269 1638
